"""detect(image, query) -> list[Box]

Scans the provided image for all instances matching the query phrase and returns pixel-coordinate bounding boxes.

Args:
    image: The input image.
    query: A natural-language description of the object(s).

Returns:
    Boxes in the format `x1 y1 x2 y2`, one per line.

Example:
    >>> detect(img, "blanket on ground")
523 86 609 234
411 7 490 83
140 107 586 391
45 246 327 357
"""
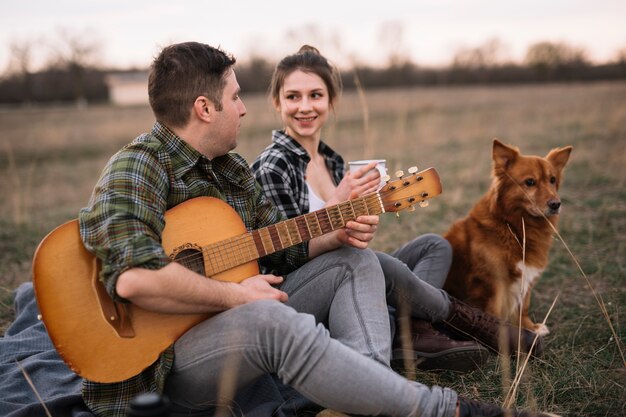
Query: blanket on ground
0 282 318 417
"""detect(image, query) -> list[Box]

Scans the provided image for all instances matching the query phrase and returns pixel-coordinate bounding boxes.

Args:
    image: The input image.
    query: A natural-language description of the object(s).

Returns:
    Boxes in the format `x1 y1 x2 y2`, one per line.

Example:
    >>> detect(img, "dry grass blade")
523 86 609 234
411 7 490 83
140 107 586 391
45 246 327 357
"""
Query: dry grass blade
503 294 560 409
547 222 625 366
15 359 53 417
352 71 371 159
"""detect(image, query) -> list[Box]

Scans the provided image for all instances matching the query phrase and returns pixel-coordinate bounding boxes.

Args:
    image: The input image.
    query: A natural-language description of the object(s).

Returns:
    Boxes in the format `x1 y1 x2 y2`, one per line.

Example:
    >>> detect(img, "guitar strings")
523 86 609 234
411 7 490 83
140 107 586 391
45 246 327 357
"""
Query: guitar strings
168 190 422 276
169 192 391 270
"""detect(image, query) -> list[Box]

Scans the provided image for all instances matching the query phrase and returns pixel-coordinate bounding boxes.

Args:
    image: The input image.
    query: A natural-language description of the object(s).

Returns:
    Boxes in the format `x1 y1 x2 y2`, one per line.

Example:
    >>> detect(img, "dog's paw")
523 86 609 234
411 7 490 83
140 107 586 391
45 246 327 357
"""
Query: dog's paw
535 323 550 336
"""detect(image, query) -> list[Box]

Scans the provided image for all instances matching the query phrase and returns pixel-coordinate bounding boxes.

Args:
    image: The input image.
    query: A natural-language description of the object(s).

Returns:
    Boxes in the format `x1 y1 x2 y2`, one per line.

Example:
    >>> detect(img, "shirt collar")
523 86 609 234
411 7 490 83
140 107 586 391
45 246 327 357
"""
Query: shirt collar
152 122 204 178
151 122 246 184
271 130 342 163
272 130 310 162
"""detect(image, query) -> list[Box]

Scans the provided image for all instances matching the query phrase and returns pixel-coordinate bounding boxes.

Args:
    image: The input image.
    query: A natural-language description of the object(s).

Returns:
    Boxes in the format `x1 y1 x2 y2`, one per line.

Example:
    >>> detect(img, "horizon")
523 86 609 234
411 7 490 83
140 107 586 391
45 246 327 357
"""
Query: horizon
2 1 626 72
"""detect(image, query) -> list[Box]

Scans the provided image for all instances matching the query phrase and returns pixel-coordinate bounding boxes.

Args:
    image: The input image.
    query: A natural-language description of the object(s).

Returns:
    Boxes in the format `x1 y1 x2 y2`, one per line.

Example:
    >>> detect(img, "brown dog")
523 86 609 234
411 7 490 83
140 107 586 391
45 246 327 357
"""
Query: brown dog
443 139 572 336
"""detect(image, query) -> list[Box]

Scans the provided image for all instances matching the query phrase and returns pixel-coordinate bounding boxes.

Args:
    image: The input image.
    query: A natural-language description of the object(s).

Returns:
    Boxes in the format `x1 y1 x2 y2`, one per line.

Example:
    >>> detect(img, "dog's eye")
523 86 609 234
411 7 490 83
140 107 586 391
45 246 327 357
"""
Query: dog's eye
525 178 536 186
550 176 556 184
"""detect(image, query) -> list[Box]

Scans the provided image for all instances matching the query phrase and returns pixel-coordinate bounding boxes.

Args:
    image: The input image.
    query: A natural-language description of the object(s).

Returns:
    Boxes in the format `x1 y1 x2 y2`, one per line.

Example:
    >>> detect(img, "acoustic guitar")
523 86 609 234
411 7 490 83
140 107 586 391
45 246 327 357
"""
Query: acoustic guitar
32 166 442 383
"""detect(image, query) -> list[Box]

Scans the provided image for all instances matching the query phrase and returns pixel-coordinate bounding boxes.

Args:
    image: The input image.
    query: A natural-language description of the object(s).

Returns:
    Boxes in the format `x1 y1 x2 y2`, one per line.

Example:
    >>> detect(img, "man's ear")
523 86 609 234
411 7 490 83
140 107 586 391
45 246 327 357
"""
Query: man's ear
193 96 212 122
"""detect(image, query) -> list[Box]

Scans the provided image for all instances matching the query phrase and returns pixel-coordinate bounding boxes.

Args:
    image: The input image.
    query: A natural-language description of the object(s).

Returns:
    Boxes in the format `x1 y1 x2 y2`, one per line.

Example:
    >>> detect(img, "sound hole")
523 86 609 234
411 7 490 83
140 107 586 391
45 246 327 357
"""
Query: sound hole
171 248 206 276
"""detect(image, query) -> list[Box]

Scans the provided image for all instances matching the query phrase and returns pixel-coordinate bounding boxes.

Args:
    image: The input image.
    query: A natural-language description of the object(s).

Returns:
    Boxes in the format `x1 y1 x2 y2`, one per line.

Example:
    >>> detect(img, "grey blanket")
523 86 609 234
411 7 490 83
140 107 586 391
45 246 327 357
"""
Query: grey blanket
0 283 318 417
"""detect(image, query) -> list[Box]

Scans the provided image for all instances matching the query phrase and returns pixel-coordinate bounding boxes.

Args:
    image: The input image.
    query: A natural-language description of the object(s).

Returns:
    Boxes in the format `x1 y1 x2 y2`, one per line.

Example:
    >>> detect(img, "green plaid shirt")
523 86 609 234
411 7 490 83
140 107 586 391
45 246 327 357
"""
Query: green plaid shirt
78 122 308 417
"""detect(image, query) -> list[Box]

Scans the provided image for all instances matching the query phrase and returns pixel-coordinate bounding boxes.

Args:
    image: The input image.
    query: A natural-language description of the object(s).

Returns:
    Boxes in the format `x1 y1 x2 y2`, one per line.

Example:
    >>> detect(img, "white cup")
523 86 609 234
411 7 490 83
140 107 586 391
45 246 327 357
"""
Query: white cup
348 159 387 188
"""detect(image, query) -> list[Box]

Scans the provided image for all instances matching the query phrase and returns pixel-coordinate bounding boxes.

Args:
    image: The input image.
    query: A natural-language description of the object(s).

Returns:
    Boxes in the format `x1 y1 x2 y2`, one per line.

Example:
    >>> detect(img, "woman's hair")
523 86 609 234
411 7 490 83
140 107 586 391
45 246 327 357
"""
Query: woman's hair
269 45 342 108
148 42 236 128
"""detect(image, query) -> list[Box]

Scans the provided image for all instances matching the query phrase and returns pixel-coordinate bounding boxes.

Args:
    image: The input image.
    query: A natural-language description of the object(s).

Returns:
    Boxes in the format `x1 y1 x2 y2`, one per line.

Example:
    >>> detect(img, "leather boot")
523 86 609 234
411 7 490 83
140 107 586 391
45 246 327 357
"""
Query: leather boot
392 319 490 372
458 397 559 417
443 298 544 357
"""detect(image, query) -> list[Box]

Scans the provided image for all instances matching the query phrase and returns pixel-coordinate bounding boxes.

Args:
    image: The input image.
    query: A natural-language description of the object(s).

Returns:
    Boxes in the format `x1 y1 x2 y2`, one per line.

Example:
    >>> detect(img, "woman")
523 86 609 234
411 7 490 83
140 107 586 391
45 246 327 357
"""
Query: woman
252 45 542 370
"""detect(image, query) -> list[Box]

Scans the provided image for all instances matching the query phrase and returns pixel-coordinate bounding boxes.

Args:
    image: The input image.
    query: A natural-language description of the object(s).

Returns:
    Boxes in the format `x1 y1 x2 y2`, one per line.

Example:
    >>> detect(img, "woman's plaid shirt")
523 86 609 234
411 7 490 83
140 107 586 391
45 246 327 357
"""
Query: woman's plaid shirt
251 130 345 220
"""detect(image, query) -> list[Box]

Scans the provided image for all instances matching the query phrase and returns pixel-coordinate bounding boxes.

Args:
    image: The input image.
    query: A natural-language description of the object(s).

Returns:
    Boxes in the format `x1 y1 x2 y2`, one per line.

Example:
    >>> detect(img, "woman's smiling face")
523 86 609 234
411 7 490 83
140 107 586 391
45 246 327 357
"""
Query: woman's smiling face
276 69 330 142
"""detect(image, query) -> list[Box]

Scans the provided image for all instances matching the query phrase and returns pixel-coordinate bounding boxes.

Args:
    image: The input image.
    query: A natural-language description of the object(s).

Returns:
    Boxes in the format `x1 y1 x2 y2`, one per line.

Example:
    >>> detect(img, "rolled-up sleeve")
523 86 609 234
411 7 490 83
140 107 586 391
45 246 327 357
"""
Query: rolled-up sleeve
79 145 171 302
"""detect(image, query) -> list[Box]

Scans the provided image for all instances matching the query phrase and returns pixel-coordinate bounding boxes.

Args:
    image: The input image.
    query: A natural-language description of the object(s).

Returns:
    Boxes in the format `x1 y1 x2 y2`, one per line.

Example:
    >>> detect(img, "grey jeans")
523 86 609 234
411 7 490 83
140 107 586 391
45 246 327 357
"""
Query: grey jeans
380 233 454 323
164 247 457 417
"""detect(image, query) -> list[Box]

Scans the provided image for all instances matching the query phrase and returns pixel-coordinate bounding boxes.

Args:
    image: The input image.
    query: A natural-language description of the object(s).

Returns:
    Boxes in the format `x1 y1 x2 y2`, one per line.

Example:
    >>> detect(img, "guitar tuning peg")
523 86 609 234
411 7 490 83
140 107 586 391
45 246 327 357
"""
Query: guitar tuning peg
408 166 418 174
382 174 391 183
419 201 429 208
406 205 416 212
395 170 404 178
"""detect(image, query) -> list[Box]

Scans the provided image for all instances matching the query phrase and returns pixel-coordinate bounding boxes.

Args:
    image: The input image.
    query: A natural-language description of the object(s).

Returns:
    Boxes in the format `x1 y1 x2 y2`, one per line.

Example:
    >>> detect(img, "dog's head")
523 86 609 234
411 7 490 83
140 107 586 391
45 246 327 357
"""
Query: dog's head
491 139 572 218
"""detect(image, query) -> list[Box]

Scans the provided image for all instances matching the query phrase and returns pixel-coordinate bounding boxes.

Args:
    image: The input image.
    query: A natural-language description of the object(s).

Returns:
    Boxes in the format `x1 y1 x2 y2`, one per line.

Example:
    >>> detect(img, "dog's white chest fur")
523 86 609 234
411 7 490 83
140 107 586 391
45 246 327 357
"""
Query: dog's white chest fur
507 261 550 335
516 261 543 291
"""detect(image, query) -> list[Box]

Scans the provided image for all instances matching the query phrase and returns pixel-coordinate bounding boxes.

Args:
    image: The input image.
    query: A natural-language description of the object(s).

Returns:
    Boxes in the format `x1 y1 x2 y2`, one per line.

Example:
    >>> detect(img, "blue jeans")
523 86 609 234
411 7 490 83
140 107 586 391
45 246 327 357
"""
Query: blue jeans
380 233 453 324
163 247 457 417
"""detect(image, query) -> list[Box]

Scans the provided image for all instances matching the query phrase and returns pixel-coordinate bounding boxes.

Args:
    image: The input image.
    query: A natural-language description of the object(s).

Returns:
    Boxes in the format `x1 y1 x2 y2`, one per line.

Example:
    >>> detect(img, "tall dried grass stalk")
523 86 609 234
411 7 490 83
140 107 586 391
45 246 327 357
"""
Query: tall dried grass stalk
548 221 625 365
3 141 35 225
4 142 23 225
16 359 53 417
352 72 372 159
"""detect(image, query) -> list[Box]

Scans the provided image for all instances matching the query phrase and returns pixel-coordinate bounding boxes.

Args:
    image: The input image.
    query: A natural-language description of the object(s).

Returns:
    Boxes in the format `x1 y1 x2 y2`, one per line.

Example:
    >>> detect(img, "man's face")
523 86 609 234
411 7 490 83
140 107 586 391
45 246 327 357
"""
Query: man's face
207 69 247 157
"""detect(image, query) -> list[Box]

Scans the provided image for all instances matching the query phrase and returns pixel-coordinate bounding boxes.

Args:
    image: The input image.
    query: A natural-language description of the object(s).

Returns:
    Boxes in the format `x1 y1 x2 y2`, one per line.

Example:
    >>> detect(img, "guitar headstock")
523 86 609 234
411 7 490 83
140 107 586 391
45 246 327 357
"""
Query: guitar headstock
378 167 442 213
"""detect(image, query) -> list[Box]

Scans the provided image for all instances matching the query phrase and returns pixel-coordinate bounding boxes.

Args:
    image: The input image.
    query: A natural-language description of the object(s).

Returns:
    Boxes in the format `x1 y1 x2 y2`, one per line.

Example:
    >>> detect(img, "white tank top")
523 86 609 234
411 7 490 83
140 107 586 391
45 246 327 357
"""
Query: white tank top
306 181 327 213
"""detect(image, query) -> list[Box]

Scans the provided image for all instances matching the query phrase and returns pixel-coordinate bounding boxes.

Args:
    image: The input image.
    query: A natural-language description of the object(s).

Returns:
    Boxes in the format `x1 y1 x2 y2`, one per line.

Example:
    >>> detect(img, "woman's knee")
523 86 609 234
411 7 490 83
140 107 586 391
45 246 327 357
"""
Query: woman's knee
334 247 382 272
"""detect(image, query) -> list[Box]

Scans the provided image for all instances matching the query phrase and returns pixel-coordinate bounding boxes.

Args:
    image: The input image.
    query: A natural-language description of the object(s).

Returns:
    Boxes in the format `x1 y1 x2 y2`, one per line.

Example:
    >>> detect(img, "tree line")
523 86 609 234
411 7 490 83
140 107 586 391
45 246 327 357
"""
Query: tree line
1 35 625 106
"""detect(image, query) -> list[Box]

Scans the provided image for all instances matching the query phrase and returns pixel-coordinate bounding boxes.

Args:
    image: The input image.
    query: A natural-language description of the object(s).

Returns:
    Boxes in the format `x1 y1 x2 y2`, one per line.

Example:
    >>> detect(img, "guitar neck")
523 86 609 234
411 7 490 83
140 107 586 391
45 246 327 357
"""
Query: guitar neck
195 193 384 277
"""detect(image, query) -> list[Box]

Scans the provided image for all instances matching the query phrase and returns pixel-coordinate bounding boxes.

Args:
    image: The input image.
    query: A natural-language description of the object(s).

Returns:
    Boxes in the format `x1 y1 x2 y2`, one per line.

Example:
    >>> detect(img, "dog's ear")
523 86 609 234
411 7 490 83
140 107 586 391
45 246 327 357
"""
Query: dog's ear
492 138 520 170
546 146 573 173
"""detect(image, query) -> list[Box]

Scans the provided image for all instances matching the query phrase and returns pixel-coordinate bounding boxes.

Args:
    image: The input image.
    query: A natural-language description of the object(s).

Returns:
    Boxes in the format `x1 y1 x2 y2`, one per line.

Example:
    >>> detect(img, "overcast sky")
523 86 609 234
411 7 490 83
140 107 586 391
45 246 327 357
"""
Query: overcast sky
1 0 625 71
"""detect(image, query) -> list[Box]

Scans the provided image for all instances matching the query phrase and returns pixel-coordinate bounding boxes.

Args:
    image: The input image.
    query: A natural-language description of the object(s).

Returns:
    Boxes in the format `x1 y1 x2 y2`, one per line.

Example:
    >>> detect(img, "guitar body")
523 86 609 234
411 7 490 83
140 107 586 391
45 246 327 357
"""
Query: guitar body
33 197 258 383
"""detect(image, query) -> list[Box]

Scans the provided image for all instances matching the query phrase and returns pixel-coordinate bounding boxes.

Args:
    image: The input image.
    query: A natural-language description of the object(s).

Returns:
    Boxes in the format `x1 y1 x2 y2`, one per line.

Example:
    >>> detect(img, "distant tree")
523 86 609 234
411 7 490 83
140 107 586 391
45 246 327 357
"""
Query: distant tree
452 38 509 69
615 46 626 66
235 55 274 93
378 21 412 67
46 28 103 107
4 39 35 103
284 23 344 64
525 41 590 80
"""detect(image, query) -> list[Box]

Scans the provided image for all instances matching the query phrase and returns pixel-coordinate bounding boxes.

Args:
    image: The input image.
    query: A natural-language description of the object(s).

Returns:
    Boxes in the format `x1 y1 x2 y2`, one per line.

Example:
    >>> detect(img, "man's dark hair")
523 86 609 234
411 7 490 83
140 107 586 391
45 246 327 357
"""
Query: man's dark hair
148 42 236 128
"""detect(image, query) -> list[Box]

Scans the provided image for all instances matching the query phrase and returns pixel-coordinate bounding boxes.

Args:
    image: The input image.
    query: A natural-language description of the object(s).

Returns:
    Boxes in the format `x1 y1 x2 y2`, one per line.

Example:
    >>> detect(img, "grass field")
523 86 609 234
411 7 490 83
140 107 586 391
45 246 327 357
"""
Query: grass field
1 81 624 416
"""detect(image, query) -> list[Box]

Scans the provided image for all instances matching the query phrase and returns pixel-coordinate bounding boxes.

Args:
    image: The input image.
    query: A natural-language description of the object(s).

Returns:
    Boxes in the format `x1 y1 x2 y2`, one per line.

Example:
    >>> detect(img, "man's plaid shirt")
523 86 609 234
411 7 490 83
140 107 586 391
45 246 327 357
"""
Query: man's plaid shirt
78 122 308 417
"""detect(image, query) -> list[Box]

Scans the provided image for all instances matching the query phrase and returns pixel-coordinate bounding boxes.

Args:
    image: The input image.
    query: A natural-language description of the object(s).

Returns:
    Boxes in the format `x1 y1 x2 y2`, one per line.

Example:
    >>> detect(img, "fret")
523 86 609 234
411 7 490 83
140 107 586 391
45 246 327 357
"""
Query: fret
305 212 322 237
351 197 368 216
327 205 344 230
275 222 292 248
316 208 332 233
251 230 266 257
267 225 283 251
339 200 356 222
258 228 274 254
295 216 311 241
373 194 384 214
286 218 303 244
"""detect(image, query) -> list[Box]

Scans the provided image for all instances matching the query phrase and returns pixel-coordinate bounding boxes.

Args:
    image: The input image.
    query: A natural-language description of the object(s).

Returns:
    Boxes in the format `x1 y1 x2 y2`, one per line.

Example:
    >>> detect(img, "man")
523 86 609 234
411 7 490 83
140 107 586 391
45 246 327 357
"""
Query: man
79 41 552 417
